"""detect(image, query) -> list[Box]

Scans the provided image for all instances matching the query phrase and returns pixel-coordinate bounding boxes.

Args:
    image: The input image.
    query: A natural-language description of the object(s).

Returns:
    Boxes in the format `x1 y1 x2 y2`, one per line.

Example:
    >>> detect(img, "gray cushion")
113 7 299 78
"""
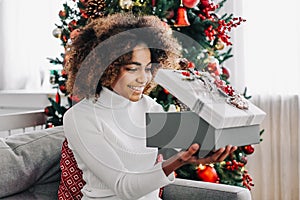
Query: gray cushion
0 126 64 198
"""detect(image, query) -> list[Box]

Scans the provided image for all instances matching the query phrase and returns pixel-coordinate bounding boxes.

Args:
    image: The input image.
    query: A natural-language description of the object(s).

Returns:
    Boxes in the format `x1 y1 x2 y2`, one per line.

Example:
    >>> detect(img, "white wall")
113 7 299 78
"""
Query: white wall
0 0 63 90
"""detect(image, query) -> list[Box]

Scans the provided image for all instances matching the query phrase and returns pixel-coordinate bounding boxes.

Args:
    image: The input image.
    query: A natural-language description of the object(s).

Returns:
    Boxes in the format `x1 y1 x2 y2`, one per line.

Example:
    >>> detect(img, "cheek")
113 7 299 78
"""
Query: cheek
147 73 153 81
117 74 135 87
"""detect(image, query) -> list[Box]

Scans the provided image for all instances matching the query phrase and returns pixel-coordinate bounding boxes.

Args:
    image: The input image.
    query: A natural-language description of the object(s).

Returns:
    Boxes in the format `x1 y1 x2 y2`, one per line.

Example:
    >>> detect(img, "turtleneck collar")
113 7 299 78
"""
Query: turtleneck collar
96 87 142 109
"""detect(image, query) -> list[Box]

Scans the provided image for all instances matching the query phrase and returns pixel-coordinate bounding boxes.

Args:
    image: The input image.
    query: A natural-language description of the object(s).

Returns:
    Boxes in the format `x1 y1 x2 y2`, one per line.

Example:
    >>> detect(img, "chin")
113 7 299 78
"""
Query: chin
129 95 142 102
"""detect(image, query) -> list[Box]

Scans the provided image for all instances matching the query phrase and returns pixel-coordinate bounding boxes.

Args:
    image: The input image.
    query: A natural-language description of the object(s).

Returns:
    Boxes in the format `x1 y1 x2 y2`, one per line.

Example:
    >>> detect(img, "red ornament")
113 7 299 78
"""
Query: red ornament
199 0 211 9
207 62 219 76
242 145 255 155
221 66 231 80
59 10 67 19
197 165 219 183
183 0 200 8
174 7 190 27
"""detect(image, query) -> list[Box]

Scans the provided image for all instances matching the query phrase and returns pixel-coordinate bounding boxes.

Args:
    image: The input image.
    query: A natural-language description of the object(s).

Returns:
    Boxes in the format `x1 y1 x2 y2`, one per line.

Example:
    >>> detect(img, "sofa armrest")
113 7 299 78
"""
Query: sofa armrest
163 178 251 200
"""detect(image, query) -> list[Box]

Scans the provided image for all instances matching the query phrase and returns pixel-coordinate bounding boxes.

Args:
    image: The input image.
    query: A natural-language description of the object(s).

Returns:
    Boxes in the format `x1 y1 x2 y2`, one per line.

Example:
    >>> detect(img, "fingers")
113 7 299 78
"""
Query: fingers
213 145 237 162
178 144 237 165
207 147 226 163
189 143 200 153
199 145 237 165
215 145 232 162
179 143 200 163
230 146 238 154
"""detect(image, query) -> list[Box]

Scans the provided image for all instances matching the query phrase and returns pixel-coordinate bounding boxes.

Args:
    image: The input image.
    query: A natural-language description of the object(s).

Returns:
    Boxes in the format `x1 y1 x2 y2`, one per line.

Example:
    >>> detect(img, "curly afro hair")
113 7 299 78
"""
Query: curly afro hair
64 12 182 99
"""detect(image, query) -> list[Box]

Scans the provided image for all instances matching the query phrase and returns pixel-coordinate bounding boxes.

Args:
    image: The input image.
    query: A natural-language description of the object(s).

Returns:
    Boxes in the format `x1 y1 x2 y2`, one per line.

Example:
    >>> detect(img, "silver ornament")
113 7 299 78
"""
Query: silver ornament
52 28 62 38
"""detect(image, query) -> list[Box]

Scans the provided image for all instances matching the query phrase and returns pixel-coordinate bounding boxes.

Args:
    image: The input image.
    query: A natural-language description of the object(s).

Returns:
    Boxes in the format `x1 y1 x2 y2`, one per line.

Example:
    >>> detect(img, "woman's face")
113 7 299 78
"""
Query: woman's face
111 44 152 102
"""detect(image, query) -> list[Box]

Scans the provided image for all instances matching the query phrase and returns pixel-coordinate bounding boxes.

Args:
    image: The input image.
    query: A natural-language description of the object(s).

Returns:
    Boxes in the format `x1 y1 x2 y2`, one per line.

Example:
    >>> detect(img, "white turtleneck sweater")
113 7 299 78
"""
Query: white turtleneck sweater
63 87 175 200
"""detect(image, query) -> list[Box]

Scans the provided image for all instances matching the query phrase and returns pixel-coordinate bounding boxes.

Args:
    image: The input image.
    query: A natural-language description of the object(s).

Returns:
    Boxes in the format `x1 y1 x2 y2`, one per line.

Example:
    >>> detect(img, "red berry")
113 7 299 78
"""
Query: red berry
226 161 232 166
45 107 49 114
163 88 170 95
61 69 68 78
46 122 54 129
181 71 191 77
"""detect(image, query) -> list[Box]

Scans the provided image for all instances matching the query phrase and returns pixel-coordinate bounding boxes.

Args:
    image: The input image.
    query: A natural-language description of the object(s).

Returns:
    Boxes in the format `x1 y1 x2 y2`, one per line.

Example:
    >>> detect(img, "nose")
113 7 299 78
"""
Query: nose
136 70 149 84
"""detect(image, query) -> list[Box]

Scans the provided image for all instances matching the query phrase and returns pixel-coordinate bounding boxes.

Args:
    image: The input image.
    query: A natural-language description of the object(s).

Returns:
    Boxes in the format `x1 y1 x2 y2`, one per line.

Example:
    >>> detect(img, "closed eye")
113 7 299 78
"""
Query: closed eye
145 67 152 72
125 67 138 72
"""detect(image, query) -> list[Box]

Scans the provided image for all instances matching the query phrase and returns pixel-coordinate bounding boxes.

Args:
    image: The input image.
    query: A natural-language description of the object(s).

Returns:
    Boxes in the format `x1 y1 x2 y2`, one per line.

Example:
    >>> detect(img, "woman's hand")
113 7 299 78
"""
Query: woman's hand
162 143 237 176
179 143 237 165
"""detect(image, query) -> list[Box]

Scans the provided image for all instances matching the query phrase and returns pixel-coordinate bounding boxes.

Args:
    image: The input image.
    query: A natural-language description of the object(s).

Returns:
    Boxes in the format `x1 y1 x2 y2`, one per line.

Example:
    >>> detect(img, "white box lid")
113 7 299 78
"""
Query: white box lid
154 69 266 129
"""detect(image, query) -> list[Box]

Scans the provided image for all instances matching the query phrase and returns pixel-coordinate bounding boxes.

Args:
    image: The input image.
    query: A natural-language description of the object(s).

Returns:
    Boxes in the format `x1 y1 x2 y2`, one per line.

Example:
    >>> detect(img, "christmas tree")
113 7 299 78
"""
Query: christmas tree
46 0 258 190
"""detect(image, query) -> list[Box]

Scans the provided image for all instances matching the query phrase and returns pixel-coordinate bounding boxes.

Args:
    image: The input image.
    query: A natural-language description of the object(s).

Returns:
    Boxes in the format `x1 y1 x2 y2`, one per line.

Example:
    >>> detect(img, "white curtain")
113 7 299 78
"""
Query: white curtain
248 95 300 200
227 0 300 199
0 0 63 90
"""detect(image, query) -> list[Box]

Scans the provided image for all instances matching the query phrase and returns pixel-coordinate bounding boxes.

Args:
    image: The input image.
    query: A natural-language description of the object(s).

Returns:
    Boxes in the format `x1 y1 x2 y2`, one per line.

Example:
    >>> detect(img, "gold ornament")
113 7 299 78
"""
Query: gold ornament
52 28 62 38
119 0 133 10
215 39 225 50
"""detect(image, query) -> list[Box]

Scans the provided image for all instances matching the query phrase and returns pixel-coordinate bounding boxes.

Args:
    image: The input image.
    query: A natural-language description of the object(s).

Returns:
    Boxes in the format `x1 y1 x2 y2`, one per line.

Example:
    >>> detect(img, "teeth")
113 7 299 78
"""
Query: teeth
128 85 144 91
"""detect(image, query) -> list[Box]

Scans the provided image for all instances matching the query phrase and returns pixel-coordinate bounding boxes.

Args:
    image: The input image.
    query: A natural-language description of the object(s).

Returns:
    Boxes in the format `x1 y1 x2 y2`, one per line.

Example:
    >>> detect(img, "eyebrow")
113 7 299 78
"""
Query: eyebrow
124 61 152 66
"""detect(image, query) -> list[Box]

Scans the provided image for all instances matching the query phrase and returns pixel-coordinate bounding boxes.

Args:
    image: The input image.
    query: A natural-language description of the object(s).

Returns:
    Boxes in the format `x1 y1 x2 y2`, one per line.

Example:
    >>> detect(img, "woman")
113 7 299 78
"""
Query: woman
61 13 236 200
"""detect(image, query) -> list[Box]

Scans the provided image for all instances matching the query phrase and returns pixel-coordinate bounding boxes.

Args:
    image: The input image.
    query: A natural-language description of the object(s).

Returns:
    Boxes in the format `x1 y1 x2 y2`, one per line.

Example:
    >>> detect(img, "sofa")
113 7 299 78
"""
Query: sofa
0 126 252 200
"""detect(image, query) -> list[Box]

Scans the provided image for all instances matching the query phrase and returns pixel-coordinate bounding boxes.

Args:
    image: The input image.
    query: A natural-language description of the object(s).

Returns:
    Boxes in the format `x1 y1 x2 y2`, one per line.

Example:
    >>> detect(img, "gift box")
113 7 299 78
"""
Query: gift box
146 69 266 155
146 112 260 156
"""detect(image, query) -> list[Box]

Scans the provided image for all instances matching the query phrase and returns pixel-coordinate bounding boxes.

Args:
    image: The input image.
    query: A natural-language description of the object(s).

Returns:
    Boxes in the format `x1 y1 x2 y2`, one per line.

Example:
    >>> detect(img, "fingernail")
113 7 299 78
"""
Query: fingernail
192 143 199 150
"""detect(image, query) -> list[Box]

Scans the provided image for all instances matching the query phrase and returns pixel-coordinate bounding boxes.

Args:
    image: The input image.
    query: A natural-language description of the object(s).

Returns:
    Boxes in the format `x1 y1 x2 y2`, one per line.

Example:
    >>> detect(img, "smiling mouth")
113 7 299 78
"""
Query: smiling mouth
128 85 145 92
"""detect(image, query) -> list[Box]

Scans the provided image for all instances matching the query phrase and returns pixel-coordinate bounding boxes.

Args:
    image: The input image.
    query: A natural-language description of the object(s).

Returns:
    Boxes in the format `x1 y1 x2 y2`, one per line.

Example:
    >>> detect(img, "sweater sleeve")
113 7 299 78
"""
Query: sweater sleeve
63 108 174 200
